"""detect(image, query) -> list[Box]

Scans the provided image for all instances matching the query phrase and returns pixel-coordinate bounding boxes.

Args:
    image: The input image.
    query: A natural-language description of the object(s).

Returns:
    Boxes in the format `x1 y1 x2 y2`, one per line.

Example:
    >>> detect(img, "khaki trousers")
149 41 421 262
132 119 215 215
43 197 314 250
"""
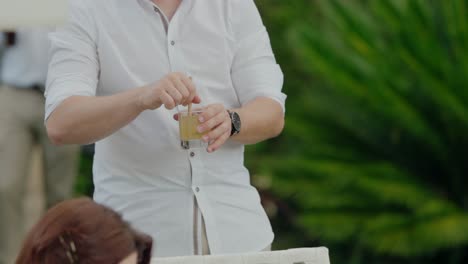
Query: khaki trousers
0 85 79 264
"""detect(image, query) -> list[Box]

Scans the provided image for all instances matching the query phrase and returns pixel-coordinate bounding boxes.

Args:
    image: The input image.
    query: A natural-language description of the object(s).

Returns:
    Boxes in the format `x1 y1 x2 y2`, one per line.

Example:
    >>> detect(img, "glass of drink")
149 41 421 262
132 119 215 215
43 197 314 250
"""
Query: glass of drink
178 106 207 150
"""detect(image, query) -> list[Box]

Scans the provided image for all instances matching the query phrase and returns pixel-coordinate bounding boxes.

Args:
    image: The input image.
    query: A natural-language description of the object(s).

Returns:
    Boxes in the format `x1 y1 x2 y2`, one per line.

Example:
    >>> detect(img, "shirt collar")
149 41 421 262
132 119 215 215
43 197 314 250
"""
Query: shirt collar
137 0 193 20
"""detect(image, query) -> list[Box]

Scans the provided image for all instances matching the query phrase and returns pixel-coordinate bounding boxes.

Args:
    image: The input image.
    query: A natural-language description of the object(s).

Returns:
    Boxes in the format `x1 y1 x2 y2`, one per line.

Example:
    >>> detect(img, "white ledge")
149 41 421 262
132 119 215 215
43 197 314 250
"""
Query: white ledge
152 247 330 264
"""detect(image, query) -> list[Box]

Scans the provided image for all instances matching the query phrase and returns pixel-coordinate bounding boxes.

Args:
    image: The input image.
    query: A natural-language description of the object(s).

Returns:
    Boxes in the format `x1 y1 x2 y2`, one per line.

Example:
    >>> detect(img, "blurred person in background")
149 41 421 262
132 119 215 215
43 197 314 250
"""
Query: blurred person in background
15 197 153 264
45 0 285 257
0 29 79 264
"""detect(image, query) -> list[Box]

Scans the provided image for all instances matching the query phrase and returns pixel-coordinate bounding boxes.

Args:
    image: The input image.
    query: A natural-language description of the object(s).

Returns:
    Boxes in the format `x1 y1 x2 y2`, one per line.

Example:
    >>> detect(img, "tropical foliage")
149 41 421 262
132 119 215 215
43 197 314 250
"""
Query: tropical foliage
249 0 468 263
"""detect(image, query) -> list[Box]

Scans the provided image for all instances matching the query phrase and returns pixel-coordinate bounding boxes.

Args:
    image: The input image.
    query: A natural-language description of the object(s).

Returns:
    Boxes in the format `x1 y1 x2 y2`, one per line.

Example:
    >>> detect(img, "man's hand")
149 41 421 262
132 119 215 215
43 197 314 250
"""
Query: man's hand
198 104 231 153
174 104 231 153
139 72 201 111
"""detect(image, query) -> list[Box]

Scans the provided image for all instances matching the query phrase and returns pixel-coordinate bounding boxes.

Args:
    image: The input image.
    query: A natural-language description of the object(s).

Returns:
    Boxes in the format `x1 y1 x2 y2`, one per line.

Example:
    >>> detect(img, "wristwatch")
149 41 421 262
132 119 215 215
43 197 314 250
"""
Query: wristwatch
227 110 241 136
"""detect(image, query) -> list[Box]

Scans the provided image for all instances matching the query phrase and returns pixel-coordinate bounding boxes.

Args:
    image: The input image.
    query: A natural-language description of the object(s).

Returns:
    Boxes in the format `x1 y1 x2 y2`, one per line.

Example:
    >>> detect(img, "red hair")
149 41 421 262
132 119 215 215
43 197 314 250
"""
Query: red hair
15 197 152 264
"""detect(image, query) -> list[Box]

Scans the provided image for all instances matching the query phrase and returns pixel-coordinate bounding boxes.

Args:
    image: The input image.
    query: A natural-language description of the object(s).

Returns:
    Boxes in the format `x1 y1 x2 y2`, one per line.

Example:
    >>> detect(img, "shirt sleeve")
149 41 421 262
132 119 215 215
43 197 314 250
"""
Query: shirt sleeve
45 0 99 120
229 0 286 112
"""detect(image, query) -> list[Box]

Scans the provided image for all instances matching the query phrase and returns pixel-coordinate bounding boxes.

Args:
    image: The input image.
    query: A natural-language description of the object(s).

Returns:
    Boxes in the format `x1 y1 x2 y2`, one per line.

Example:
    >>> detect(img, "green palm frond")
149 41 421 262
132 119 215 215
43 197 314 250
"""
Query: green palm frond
251 0 468 262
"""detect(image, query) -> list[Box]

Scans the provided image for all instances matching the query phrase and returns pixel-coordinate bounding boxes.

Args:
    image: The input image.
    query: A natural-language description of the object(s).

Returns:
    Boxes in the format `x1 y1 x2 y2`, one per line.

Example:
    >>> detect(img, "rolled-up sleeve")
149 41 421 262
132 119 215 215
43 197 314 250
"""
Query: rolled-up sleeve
230 0 286 112
45 0 99 120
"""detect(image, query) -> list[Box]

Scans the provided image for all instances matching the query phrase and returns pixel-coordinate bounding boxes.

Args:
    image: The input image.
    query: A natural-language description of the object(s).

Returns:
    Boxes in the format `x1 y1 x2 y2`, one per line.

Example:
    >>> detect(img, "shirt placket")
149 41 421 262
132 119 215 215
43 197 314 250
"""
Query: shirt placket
152 6 183 73
189 149 205 255
151 3 206 255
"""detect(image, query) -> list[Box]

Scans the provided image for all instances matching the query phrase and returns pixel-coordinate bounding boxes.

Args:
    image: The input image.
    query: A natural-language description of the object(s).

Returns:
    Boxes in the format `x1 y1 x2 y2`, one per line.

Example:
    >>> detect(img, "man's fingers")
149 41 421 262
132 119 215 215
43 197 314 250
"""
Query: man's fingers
192 95 202 104
172 78 190 105
207 131 230 153
181 75 196 94
197 110 227 133
160 91 176 109
199 104 224 123
202 119 230 142
165 84 183 105
181 75 197 105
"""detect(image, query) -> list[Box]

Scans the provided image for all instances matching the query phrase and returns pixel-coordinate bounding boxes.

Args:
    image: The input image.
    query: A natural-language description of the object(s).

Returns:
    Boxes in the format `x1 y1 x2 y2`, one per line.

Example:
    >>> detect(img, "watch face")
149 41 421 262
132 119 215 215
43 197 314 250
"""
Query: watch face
232 112 241 132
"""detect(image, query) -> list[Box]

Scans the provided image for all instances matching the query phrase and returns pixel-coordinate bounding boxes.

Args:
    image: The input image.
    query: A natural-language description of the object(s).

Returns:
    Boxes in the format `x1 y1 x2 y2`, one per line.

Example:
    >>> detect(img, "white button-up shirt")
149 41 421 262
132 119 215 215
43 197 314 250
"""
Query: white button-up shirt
45 0 286 257
0 28 51 88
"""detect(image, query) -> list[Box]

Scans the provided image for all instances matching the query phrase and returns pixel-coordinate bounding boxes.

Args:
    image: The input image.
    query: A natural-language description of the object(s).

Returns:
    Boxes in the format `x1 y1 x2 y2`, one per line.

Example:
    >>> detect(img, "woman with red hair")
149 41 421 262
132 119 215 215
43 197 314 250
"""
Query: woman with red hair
15 197 152 264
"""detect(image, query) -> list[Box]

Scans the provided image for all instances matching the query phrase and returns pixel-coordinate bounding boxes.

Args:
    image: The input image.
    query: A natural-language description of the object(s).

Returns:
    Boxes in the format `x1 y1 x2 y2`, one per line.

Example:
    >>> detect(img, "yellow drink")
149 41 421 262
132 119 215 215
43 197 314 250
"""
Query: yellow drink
179 114 203 141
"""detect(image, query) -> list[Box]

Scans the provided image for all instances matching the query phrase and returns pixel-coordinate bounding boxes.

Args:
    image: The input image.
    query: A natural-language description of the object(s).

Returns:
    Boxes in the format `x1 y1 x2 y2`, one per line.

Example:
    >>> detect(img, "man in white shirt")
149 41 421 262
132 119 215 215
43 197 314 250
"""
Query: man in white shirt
0 28 79 264
45 0 286 257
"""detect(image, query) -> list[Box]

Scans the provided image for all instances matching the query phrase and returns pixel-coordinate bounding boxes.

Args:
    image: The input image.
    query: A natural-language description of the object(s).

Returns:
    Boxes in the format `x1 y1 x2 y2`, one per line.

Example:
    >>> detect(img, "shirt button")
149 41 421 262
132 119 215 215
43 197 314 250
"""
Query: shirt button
170 40 175 46
195 187 200 192
190 152 195 157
